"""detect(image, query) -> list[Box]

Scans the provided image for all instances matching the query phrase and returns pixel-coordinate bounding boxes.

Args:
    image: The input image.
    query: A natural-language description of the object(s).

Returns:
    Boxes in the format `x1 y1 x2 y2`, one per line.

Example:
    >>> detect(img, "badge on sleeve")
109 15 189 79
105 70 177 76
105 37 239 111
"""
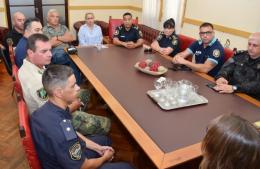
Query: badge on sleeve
172 39 178 45
37 88 48 101
213 49 220 58
114 30 119 36
157 34 163 41
69 141 82 160
139 30 143 37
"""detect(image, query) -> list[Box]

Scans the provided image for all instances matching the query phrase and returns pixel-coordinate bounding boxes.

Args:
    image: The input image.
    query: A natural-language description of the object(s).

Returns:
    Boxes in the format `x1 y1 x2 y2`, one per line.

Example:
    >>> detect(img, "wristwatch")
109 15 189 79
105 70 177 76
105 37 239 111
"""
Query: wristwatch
232 85 238 91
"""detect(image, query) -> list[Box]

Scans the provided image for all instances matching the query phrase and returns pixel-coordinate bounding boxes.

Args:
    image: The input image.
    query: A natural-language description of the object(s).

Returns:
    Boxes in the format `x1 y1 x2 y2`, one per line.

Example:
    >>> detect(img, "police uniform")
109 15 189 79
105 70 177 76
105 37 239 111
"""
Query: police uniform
216 51 260 100
113 24 143 42
156 31 180 57
31 101 133 169
188 38 224 77
18 59 111 135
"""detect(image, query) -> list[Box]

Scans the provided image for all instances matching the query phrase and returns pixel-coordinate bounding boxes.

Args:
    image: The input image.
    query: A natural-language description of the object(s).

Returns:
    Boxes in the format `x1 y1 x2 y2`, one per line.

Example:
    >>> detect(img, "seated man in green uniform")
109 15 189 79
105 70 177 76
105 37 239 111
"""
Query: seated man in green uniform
18 33 111 135
214 32 260 100
113 12 144 49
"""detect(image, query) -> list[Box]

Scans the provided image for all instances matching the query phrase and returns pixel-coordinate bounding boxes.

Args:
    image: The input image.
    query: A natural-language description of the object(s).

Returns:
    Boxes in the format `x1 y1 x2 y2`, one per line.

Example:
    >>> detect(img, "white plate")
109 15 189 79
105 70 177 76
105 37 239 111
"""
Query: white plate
134 62 168 76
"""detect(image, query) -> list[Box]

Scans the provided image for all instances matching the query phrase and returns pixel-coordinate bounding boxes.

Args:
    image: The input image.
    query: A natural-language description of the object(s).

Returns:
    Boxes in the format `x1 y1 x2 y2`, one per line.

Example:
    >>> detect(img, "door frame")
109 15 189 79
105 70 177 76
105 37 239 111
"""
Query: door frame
5 0 68 29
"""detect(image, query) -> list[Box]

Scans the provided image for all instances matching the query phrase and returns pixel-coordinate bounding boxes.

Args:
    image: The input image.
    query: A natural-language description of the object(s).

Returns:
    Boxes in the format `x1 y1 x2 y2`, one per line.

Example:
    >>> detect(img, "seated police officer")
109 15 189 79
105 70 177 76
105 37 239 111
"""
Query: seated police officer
31 65 134 169
214 32 260 100
151 18 180 57
113 12 144 49
172 22 224 77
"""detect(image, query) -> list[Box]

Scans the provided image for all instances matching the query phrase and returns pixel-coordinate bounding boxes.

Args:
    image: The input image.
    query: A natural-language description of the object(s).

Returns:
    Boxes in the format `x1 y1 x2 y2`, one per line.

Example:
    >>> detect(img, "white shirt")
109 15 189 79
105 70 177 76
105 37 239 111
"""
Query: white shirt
18 59 47 114
78 24 103 46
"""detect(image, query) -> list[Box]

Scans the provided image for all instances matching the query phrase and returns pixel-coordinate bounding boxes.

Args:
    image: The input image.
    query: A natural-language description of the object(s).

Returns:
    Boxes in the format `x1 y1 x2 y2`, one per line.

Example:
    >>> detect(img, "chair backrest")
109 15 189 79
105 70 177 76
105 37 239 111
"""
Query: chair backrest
18 100 42 169
178 34 196 52
224 48 234 62
108 16 138 40
12 64 23 100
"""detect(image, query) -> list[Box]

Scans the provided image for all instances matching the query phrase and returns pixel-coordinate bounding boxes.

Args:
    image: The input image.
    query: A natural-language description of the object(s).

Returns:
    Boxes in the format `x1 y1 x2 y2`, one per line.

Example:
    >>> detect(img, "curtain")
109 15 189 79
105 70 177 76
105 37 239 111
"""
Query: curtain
162 0 186 33
142 0 161 29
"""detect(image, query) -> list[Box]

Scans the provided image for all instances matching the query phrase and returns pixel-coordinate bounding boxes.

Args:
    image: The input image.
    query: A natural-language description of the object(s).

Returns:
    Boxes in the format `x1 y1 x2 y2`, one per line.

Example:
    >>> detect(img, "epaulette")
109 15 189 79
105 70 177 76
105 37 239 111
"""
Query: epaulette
118 26 123 30
59 119 77 141
171 34 178 40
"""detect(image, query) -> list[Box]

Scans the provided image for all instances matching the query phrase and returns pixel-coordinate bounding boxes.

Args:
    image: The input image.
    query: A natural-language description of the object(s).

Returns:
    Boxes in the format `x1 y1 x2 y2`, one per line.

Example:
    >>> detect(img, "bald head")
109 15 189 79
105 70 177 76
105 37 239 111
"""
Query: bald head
12 12 25 33
248 32 260 59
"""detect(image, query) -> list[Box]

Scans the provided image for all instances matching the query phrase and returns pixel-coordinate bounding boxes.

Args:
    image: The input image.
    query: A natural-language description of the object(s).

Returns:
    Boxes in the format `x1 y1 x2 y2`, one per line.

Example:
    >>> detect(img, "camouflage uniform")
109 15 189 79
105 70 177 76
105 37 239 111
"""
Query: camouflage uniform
216 51 260 100
19 59 111 135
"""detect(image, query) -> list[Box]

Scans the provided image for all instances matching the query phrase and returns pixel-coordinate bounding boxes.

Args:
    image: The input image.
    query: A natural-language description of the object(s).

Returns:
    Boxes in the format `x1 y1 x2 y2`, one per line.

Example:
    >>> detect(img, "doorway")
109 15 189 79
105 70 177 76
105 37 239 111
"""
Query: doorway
5 0 68 28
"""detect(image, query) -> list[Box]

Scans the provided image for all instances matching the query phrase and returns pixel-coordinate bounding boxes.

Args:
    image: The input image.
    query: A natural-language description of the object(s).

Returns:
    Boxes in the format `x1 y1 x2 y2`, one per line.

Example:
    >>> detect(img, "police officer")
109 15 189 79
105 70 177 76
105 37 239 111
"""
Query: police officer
151 18 180 57
113 12 144 49
214 32 260 100
172 22 224 77
31 65 134 169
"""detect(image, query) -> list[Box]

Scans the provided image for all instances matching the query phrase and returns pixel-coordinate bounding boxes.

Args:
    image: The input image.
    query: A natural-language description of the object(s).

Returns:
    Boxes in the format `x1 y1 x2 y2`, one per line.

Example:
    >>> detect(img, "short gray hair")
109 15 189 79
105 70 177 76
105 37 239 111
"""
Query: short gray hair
42 65 74 97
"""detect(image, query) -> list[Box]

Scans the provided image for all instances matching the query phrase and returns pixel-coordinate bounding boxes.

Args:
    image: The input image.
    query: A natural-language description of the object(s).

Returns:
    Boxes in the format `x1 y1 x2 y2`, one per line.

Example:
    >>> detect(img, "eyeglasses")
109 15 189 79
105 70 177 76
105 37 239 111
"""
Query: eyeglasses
199 31 213 36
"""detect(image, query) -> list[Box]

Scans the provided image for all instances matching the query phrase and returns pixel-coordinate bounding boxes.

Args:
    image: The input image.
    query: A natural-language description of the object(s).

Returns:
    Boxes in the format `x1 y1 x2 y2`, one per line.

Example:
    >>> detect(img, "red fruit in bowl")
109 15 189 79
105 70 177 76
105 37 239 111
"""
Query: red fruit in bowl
152 61 160 67
150 64 159 71
138 61 147 68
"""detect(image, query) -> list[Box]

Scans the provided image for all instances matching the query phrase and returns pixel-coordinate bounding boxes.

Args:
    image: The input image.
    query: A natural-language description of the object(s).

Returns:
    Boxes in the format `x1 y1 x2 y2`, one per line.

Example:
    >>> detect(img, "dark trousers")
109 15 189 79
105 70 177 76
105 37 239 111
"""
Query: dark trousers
86 135 135 169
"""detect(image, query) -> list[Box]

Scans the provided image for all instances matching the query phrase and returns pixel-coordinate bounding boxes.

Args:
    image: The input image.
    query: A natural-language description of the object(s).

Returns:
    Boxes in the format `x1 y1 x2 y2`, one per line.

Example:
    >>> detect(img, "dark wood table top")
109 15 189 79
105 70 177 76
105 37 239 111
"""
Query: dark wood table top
71 45 260 169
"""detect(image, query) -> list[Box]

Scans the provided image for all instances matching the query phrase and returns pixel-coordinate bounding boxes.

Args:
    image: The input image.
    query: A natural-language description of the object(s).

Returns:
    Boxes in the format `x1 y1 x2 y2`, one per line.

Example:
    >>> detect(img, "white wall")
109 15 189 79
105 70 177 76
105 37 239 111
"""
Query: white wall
68 0 142 35
181 0 260 50
0 0 7 27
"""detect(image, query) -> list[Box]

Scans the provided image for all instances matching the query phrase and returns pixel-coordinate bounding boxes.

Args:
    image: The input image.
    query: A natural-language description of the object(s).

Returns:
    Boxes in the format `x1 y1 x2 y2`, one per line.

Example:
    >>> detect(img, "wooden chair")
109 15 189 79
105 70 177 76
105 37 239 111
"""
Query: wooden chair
18 99 42 169
108 16 138 42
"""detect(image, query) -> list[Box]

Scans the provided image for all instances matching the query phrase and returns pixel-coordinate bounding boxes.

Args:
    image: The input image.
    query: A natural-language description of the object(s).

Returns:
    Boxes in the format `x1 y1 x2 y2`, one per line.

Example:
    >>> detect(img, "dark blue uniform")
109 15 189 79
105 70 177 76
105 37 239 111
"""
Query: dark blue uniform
188 38 224 77
156 31 180 57
113 24 143 42
15 37 28 68
30 101 133 169
216 51 260 100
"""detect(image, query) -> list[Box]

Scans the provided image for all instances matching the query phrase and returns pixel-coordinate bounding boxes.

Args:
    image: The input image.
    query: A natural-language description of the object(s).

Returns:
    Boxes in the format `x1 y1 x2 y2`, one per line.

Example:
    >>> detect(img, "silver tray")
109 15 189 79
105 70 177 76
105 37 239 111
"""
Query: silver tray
147 89 208 110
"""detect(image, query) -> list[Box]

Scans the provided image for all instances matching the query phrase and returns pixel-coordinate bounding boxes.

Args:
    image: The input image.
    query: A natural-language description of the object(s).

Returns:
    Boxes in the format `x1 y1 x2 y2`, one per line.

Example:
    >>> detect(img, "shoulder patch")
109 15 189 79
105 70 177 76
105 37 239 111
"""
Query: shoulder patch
69 141 82 160
157 33 163 41
213 49 220 58
37 88 48 101
114 29 119 36
138 30 143 37
172 39 178 46
60 119 77 141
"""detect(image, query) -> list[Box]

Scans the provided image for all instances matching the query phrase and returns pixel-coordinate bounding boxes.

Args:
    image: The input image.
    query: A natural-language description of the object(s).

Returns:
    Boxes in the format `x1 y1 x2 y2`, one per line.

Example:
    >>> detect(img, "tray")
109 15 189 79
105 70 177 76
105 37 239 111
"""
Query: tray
147 89 208 110
134 62 168 76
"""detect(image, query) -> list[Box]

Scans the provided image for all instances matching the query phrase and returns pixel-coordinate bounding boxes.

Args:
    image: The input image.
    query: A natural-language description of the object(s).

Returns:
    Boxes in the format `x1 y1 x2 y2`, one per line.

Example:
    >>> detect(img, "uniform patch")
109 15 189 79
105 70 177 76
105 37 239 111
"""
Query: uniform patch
114 30 119 36
157 34 163 41
213 49 220 58
69 142 82 160
36 88 48 101
172 39 178 45
138 30 143 37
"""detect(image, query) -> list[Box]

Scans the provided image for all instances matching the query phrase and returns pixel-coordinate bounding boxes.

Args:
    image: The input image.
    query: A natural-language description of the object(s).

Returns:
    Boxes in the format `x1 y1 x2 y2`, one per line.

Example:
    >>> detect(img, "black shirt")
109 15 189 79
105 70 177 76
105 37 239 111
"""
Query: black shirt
156 31 180 57
113 24 143 42
216 51 260 100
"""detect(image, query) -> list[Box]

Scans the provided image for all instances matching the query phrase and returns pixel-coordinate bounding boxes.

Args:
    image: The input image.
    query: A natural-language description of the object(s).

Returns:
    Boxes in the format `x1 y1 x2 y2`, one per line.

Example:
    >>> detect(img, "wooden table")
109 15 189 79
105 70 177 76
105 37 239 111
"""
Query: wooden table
70 45 260 169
